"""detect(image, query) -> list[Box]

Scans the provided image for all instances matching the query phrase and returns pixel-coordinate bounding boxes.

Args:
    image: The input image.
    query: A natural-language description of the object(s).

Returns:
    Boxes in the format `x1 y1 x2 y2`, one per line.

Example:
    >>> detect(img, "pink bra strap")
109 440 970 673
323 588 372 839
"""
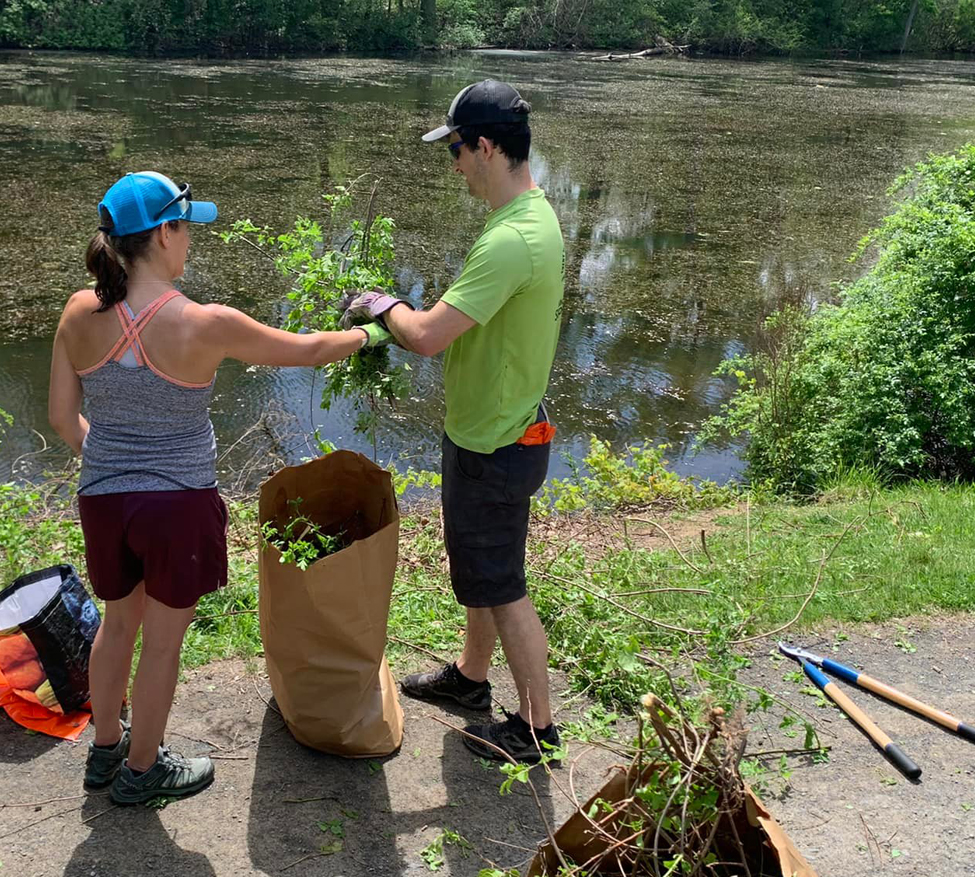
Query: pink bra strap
110 290 182 365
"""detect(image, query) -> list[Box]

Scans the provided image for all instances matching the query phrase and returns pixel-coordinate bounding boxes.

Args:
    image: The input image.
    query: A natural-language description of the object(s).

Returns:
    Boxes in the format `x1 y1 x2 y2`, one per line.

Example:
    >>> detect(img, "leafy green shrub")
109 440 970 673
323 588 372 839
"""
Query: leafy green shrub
0 481 86 584
438 0 485 47
533 436 735 514
702 145 975 494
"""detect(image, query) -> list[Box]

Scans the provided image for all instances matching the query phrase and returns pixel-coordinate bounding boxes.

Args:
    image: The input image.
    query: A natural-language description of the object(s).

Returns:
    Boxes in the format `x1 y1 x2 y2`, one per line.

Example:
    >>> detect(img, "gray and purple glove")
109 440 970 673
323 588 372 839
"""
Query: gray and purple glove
337 289 414 330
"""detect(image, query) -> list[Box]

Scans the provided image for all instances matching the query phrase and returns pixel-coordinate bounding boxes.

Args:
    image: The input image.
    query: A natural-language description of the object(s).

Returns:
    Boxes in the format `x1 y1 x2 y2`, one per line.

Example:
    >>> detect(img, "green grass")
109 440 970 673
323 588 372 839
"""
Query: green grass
4 473 975 718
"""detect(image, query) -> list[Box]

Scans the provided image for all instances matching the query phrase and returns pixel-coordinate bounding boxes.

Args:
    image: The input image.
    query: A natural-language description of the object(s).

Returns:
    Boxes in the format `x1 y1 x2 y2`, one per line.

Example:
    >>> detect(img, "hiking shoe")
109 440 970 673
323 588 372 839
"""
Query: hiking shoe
400 662 492 710
84 720 131 791
110 747 214 805
463 709 561 763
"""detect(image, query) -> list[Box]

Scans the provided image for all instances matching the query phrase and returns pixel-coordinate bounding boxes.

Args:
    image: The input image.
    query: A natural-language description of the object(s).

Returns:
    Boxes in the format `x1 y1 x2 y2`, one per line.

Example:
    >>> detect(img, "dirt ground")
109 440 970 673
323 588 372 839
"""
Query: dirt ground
738 616 975 877
2 615 973 877
0 663 623 877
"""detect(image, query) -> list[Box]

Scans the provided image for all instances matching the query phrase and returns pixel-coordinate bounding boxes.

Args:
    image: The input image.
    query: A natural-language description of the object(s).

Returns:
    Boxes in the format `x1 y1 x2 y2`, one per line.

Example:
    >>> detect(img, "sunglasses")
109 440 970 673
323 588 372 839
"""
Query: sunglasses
448 141 464 160
154 182 192 219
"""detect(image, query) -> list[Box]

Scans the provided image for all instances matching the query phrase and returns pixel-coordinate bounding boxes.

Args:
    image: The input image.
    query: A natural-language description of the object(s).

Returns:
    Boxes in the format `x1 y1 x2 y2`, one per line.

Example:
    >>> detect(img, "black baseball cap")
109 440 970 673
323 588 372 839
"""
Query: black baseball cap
422 79 531 143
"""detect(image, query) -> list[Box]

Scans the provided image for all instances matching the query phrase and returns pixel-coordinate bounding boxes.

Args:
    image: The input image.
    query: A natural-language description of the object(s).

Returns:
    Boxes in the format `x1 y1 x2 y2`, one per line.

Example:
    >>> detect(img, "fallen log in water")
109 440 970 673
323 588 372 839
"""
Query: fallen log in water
588 35 689 61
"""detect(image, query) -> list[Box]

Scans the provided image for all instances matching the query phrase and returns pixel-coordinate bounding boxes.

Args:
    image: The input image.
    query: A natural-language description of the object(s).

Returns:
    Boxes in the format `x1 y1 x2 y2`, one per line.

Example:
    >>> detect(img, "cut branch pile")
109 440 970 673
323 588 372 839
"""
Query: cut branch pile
529 694 817 876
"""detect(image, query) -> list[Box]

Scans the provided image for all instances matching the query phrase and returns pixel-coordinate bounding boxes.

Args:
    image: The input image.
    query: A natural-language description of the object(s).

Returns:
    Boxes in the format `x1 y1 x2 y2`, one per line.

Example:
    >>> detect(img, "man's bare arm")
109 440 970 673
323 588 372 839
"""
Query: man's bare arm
384 301 477 357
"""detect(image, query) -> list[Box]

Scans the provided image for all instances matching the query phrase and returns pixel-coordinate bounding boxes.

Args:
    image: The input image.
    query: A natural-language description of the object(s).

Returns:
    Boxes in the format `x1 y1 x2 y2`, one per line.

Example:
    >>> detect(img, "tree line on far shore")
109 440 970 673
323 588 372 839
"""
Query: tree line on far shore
0 0 972 56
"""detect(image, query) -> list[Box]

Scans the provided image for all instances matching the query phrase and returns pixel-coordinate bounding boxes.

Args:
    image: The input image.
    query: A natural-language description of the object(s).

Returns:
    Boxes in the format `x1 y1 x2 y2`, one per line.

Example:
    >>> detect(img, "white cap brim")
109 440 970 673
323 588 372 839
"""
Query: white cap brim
421 124 456 143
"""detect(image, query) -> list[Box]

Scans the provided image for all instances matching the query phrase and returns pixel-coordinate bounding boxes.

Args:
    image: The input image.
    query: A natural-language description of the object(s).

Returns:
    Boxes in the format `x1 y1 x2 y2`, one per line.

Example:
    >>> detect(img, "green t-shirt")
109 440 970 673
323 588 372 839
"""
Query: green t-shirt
441 187 565 453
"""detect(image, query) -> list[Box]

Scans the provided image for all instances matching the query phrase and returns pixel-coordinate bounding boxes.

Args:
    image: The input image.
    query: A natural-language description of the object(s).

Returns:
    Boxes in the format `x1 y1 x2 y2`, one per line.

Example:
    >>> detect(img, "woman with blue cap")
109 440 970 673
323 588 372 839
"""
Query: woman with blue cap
47 172 390 804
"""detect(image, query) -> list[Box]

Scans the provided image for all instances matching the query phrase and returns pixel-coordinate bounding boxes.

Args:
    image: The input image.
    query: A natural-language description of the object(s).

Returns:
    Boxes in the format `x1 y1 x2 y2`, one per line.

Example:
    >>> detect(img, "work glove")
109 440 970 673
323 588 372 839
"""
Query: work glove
337 288 413 330
356 322 394 348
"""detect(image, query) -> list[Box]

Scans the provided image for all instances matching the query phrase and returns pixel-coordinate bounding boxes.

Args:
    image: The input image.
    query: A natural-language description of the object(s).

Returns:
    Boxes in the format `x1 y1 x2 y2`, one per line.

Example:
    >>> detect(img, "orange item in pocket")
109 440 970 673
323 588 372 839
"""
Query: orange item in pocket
516 421 557 446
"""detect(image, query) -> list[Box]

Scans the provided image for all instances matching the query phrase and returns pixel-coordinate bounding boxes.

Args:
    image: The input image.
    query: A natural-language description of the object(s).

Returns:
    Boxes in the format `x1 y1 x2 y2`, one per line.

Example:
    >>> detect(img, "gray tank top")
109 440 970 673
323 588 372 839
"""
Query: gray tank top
76 290 217 496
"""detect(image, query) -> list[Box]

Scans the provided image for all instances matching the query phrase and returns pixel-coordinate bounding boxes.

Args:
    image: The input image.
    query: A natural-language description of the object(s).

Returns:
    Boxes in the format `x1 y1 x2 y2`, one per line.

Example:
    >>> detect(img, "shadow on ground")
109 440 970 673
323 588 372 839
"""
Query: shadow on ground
247 699 558 876
0 715 59 764
64 796 217 877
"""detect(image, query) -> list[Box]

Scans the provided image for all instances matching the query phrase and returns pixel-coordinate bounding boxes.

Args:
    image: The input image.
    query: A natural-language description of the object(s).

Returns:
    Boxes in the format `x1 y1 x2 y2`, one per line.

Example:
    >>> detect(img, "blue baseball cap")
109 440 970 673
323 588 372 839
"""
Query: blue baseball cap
98 171 218 237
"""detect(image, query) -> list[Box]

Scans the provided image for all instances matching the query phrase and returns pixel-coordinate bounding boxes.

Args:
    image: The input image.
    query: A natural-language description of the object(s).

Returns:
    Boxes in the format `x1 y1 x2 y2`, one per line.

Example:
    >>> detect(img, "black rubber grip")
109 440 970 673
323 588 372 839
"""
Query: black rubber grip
885 743 922 780
958 722 975 744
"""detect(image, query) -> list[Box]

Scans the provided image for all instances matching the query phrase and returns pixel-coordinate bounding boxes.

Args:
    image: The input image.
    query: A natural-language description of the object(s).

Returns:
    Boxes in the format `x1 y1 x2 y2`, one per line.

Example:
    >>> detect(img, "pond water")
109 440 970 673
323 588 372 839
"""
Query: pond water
2 50 975 488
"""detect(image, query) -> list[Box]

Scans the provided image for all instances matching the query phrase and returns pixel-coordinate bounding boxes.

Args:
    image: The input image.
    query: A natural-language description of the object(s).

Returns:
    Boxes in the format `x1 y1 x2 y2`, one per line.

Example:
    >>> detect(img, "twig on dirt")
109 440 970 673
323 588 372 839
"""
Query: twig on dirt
699 529 713 565
627 517 704 573
0 793 90 809
81 804 118 825
280 851 328 871
483 836 538 853
282 794 342 804
426 714 571 874
745 746 832 758
732 514 863 645
793 813 835 832
0 805 83 840
169 730 227 750
859 812 880 866
725 810 753 877
253 677 282 716
211 754 250 760
387 634 445 663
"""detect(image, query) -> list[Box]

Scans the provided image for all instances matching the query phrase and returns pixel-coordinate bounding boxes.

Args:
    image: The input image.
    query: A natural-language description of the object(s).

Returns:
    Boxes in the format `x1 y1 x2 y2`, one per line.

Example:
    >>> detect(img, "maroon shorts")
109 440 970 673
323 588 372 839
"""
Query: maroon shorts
78 488 228 610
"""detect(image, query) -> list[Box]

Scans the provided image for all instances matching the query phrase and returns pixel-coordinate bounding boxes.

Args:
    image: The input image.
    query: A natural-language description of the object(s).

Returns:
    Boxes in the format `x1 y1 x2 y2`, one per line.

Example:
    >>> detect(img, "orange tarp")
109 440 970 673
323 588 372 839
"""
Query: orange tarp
0 666 90 742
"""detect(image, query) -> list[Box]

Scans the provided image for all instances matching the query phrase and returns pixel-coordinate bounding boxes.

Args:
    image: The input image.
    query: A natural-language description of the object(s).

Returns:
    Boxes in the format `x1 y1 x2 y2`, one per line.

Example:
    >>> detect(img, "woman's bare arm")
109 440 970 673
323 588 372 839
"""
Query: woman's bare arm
48 326 89 454
200 304 367 367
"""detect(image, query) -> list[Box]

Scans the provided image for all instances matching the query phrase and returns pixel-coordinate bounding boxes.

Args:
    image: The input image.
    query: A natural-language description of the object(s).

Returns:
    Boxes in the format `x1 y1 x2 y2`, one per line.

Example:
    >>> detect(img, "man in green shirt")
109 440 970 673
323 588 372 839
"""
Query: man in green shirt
340 80 565 762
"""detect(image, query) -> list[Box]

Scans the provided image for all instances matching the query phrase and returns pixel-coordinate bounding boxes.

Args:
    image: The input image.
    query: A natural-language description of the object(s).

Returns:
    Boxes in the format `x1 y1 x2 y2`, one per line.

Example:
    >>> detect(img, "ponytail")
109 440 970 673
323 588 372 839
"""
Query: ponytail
85 230 128 312
84 218 179 312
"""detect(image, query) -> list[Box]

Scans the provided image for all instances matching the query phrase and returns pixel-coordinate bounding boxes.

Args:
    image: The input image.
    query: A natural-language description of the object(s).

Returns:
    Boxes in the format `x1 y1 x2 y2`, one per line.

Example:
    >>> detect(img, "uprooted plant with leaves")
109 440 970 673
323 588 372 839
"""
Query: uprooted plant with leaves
220 175 412 457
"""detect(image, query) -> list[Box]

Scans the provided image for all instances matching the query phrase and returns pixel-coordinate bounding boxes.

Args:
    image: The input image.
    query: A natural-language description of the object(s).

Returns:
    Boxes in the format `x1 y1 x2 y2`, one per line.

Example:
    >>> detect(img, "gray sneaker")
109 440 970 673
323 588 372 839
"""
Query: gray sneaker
110 747 214 805
84 721 132 791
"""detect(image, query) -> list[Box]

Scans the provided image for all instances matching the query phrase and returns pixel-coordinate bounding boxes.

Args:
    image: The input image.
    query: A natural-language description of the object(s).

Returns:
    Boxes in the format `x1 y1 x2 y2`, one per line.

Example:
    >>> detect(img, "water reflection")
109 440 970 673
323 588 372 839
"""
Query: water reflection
2 52 975 487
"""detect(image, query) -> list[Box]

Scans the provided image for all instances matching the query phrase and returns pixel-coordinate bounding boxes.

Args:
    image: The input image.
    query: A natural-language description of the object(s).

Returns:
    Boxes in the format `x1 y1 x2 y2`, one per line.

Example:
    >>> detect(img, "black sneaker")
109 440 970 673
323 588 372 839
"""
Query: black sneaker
400 663 492 710
463 709 562 763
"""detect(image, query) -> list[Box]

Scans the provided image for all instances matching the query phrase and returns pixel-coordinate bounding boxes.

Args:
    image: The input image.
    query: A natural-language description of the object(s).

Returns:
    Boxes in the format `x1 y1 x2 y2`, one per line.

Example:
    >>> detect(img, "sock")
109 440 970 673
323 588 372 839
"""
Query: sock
93 739 121 750
513 713 553 737
452 663 487 690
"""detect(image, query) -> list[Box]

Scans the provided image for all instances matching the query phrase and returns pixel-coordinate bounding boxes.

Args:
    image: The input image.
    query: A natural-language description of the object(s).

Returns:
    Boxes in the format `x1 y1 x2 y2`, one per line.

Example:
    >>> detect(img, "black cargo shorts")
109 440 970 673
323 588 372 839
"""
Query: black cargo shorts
441 412 551 608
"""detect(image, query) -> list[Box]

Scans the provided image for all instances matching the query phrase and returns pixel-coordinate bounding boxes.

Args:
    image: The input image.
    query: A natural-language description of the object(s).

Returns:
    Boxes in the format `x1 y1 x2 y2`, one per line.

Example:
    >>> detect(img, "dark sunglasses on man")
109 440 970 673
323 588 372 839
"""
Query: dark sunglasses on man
154 182 192 219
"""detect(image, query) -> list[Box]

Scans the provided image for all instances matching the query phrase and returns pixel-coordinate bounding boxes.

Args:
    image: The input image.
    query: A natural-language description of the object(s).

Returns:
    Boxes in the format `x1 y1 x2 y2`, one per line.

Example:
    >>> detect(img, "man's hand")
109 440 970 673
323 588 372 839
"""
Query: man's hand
338 289 413 330
356 322 394 348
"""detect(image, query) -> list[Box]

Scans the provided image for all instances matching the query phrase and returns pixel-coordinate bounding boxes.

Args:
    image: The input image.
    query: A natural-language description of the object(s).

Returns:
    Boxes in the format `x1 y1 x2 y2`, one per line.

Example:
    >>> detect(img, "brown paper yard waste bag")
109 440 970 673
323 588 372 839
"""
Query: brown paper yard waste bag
528 765 817 877
258 450 404 757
